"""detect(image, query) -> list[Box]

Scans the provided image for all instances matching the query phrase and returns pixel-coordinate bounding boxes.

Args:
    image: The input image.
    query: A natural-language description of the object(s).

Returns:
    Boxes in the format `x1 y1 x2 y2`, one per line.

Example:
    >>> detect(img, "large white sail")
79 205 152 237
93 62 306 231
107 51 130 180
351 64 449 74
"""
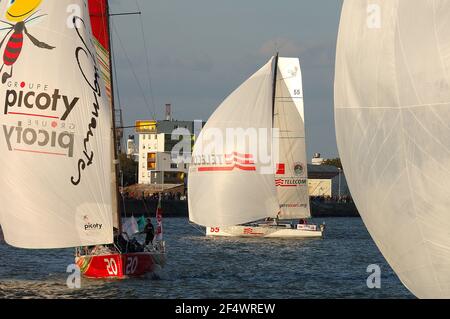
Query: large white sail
335 0 450 298
275 58 310 219
0 0 114 249
188 58 279 226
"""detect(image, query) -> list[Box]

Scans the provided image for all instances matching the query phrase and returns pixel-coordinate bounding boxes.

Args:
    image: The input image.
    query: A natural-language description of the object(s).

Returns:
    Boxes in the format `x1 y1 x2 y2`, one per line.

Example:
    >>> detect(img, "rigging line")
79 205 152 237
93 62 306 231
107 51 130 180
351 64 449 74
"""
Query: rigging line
136 0 157 120
110 12 141 17
111 22 154 116
189 222 206 235
121 192 129 217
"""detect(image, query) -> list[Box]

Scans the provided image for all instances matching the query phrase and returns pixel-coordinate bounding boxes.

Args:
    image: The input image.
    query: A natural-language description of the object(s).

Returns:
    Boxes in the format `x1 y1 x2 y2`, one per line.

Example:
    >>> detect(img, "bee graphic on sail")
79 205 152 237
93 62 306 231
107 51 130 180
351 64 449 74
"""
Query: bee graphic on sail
0 0 54 84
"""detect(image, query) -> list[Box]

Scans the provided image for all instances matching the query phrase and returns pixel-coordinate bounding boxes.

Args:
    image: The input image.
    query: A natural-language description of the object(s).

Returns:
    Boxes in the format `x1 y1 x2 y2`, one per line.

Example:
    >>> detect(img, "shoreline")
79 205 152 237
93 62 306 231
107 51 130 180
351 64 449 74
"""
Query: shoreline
122 199 360 218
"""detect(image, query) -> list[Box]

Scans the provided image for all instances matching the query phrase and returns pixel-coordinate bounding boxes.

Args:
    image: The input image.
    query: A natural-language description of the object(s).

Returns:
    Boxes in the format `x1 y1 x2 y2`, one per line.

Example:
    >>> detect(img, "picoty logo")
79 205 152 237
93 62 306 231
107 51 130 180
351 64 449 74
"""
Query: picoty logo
4 82 79 121
0 2 80 158
83 216 103 232
1 80 79 158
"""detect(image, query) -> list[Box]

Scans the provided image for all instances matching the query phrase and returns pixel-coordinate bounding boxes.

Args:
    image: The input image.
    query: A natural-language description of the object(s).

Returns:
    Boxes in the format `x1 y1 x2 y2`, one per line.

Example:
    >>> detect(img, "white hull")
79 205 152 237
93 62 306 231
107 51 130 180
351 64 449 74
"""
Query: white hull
206 225 323 238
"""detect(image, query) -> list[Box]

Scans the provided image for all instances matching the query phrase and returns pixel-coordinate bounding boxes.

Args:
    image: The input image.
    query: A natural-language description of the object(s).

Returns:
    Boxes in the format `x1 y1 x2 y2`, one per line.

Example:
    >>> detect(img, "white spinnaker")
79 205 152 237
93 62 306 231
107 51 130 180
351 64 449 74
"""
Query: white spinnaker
0 0 114 249
275 58 310 219
188 58 279 226
335 0 450 298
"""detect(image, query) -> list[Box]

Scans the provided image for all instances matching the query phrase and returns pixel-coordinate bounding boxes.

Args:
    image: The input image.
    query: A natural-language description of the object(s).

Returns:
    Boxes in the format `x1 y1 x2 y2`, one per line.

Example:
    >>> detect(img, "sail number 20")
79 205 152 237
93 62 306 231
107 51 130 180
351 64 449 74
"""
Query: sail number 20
126 257 139 275
104 258 118 276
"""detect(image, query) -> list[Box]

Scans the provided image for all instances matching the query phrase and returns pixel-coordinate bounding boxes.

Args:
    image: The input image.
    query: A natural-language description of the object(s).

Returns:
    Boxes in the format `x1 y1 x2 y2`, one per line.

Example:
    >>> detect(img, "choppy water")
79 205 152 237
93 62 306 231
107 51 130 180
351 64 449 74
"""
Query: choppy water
0 218 413 299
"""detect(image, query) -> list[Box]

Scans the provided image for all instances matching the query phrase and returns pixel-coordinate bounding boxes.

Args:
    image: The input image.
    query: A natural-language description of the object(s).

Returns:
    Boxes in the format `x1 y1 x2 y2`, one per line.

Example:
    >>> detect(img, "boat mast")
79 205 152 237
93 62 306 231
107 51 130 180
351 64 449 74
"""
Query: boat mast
105 0 123 233
271 53 281 220
271 52 279 125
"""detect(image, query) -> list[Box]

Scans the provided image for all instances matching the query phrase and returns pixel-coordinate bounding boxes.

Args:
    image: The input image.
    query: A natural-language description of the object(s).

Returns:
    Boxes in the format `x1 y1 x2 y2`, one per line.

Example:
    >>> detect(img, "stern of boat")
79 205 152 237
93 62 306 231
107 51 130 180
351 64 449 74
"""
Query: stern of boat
75 246 166 279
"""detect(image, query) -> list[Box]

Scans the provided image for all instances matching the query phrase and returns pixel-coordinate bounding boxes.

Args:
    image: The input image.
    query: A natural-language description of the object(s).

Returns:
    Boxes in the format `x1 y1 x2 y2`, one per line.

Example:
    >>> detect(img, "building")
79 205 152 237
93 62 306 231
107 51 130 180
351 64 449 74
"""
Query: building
137 105 204 185
311 153 325 165
126 135 139 161
307 164 349 197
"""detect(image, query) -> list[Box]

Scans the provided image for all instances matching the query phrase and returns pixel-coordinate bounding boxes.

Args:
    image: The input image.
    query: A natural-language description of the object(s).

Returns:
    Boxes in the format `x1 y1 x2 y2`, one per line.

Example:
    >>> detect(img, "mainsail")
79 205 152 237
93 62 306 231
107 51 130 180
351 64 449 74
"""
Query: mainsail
188 58 279 226
275 58 310 219
0 0 114 248
335 0 450 298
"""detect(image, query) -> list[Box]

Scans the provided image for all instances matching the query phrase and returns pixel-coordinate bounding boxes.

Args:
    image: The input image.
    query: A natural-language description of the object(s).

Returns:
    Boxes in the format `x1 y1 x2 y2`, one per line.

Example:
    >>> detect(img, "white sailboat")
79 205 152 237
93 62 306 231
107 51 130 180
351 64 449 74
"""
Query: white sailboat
188 55 324 238
335 0 450 298
0 0 165 278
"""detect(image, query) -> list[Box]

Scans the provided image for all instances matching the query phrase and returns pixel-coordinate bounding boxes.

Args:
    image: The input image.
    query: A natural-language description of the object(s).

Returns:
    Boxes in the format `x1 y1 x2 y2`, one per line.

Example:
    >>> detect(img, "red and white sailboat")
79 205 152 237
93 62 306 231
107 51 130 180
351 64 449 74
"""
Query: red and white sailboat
75 0 166 279
0 0 165 279
188 55 324 238
75 198 166 279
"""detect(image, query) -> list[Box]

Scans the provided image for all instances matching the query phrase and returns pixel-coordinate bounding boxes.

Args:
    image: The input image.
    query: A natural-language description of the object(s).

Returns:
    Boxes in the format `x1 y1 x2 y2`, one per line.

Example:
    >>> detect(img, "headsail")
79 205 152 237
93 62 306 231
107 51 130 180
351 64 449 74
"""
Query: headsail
88 0 112 104
335 0 450 298
0 0 114 249
188 58 279 226
274 58 310 219
88 0 120 230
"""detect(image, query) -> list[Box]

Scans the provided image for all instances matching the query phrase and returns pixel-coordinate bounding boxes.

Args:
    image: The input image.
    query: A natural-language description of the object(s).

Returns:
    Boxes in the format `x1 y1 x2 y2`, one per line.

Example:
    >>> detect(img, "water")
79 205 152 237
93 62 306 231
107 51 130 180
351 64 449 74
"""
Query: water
0 218 413 299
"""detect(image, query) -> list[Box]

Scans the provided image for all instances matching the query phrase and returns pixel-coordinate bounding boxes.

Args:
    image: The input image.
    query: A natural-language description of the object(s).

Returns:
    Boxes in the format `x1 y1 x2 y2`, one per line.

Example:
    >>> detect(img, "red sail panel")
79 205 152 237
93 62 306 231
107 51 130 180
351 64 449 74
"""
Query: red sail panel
88 0 112 105
89 0 110 50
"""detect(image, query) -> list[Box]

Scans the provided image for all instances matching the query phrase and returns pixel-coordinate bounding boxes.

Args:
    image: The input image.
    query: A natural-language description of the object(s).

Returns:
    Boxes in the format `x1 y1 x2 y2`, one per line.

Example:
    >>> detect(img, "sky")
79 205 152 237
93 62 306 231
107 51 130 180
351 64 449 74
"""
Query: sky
109 0 344 161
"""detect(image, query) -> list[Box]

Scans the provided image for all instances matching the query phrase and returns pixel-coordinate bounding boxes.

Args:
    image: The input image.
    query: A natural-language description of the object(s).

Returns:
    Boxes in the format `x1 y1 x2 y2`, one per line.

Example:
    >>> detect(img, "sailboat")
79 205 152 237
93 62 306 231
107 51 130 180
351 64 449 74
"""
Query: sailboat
335 1 450 298
0 0 165 279
188 55 324 238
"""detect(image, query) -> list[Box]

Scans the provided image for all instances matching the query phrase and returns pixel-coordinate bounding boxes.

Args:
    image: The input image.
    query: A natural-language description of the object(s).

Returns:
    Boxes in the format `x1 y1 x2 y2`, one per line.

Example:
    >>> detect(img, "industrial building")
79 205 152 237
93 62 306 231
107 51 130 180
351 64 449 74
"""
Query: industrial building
307 163 349 197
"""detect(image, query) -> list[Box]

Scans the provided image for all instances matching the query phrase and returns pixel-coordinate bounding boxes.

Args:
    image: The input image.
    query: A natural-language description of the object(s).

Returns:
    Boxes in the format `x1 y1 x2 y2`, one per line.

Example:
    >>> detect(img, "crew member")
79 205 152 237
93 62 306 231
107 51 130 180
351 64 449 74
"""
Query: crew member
143 218 155 246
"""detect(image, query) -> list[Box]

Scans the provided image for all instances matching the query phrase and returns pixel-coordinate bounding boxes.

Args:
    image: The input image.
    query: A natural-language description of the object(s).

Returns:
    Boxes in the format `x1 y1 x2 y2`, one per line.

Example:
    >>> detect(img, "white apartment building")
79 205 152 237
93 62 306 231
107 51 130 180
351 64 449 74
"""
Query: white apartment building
136 117 203 185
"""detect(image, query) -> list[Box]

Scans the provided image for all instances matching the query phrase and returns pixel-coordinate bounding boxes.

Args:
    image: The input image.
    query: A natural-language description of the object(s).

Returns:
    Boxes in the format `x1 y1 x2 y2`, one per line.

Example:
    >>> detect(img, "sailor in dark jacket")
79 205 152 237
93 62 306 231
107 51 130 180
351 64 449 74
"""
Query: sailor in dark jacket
143 218 155 246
